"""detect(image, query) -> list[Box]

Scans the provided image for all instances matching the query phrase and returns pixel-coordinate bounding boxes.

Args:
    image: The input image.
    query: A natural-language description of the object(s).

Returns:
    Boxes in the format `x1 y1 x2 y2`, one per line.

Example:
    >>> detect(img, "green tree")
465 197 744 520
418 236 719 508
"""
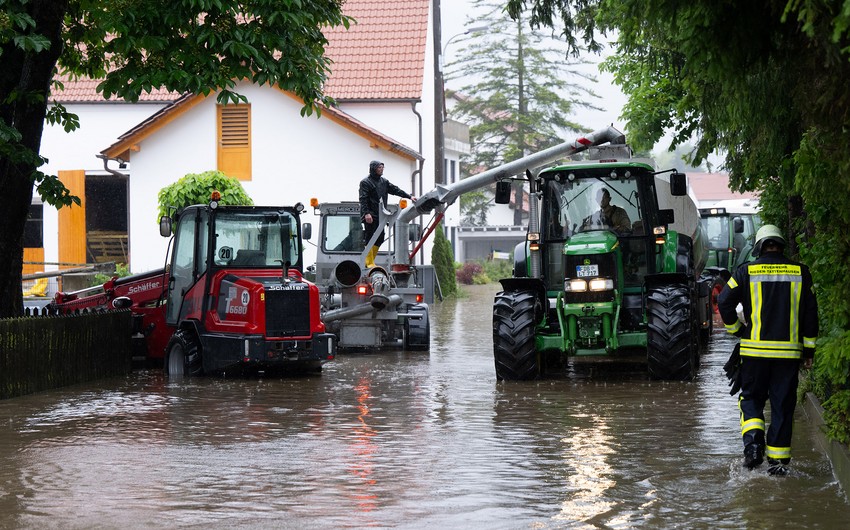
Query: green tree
506 0 850 442
0 0 351 318
446 0 597 225
431 222 457 298
460 189 492 226
157 170 253 221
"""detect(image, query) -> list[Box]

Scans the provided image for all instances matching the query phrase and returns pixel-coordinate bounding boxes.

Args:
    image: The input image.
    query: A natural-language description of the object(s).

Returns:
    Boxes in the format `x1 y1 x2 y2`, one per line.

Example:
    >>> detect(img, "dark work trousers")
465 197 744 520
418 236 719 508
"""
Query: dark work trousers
363 219 385 247
739 356 800 463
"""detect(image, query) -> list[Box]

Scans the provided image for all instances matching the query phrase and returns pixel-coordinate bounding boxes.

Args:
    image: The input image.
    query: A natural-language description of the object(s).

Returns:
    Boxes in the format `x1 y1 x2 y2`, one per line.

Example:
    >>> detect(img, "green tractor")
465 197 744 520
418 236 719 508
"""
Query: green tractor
493 146 712 381
699 201 762 313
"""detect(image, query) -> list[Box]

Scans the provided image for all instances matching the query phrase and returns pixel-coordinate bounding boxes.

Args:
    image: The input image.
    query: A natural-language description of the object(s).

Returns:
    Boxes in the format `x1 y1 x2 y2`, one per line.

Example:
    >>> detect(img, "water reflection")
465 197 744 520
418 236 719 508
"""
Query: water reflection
0 284 847 528
347 377 378 513
555 417 617 525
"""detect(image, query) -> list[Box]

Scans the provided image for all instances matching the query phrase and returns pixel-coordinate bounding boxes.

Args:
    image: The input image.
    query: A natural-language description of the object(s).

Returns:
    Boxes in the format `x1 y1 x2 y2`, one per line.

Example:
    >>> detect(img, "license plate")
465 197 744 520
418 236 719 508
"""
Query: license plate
576 264 598 278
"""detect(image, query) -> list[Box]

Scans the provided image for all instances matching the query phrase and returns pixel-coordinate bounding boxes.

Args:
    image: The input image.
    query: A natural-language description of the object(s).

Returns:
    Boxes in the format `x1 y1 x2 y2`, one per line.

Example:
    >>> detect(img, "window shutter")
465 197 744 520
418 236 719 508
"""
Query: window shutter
217 104 252 181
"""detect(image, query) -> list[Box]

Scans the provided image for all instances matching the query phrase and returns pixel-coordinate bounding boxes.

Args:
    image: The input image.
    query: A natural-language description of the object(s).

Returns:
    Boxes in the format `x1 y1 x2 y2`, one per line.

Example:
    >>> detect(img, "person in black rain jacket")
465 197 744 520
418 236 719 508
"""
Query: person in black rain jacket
359 160 415 268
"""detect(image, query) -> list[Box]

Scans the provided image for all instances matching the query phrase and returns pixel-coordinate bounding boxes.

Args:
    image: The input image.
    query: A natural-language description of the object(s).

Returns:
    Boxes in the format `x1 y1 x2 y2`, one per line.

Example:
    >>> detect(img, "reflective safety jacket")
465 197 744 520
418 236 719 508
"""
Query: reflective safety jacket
717 252 818 359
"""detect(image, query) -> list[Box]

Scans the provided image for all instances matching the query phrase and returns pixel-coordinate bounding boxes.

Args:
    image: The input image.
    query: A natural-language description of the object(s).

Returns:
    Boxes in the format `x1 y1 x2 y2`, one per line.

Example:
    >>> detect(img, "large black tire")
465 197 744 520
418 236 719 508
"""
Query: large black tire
164 330 204 377
646 283 698 381
403 304 430 351
493 290 541 381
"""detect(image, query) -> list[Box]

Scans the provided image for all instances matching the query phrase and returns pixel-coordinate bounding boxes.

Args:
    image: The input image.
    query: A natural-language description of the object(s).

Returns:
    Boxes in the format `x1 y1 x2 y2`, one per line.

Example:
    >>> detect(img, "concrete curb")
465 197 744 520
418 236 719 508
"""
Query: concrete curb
802 392 850 498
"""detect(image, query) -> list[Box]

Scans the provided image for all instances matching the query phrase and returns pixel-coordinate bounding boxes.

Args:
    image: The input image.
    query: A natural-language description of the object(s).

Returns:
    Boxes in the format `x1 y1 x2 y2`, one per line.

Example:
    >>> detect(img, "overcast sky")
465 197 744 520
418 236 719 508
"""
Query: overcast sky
440 0 628 135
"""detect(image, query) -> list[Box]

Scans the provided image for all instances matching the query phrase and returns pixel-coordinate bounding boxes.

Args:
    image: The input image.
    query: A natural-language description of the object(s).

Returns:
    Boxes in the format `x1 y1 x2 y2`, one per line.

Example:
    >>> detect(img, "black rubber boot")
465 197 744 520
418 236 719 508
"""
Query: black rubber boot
743 444 764 469
767 458 789 476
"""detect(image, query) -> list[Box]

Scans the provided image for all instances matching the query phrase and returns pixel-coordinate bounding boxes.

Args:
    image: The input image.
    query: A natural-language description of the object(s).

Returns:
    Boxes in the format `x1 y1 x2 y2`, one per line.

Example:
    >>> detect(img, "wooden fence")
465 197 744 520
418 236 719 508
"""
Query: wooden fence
0 310 132 400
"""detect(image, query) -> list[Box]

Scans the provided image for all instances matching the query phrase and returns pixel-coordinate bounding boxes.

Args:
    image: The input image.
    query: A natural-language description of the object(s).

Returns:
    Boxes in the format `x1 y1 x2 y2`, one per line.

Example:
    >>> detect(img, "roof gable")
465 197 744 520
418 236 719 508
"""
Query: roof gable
101 87 421 162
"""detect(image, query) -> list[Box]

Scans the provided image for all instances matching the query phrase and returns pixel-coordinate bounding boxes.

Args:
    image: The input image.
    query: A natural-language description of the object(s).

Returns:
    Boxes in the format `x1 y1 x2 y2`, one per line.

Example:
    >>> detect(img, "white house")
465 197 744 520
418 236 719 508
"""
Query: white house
100 83 421 272
28 0 468 286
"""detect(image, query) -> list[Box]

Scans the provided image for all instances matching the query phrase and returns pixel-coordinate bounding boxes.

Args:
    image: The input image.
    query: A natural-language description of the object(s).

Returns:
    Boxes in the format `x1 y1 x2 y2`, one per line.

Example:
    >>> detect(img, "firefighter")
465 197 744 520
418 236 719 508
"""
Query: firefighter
717 224 818 476
358 161 415 268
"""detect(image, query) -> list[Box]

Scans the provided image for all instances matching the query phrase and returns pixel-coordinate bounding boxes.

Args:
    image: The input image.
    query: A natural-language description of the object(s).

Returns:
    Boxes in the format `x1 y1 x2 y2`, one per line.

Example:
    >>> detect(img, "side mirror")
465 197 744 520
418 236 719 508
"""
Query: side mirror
409 223 422 241
302 222 312 240
670 172 687 196
159 216 172 237
495 181 511 204
733 217 744 233
659 209 675 225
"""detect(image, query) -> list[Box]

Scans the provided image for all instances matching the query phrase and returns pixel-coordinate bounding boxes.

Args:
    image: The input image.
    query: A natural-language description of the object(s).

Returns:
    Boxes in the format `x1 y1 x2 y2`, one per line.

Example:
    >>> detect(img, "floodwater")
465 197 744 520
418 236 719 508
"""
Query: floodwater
1 284 847 529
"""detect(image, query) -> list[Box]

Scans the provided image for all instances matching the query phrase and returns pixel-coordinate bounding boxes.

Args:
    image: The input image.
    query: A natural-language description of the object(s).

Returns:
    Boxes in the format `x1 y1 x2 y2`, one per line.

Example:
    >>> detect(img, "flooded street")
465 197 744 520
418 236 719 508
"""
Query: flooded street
1 283 848 528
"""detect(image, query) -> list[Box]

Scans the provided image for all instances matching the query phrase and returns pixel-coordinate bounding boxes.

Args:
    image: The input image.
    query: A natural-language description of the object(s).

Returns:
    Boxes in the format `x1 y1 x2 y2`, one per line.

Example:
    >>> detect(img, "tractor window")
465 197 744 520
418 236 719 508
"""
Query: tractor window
543 173 649 288
544 176 642 239
323 214 365 253
213 212 301 268
701 216 730 250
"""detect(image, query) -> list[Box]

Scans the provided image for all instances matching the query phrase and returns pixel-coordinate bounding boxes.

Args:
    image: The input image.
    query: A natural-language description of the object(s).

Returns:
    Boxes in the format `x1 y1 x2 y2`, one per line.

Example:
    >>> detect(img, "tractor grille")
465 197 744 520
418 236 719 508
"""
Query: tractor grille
265 289 311 337
564 252 617 304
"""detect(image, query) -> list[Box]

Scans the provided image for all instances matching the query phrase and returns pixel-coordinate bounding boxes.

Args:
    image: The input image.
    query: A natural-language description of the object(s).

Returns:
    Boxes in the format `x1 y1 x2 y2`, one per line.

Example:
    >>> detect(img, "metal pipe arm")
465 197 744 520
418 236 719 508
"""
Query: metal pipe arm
398 125 625 224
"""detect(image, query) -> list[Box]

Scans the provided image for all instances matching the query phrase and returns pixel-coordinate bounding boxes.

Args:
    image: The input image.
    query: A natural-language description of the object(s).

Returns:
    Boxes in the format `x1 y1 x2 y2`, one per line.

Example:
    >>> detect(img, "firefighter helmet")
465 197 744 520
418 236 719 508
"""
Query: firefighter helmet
753 224 786 256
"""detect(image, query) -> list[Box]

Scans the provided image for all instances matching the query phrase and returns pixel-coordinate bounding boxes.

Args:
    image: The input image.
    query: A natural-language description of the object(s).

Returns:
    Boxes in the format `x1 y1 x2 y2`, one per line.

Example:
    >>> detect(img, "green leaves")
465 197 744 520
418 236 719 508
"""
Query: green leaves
156 170 254 222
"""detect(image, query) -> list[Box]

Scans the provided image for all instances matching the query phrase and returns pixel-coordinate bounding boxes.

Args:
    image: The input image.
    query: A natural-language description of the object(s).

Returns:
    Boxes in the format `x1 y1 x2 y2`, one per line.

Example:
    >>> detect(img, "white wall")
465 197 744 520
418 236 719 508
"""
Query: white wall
126 82 418 272
39 102 169 267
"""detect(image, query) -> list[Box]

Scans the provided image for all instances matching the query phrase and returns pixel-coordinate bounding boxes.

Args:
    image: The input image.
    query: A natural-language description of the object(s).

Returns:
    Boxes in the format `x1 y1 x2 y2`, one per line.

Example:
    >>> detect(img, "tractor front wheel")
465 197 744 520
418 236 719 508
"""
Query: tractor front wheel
493 290 541 381
165 330 204 377
647 284 698 381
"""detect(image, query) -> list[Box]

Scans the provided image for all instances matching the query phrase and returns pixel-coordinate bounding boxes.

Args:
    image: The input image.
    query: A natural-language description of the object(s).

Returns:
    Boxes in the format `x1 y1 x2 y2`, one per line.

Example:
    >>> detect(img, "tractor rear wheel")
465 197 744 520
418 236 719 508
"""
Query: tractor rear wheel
647 283 698 381
403 304 430 351
165 330 203 377
493 290 541 381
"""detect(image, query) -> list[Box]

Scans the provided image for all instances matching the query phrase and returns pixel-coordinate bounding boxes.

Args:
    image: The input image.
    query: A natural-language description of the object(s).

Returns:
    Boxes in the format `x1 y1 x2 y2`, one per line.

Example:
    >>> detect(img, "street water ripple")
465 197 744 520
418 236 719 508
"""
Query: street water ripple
0 283 848 528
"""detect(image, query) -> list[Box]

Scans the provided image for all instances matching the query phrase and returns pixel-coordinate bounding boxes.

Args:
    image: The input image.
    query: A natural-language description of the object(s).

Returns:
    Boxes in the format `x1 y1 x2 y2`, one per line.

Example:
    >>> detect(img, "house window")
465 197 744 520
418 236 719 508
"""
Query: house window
24 203 43 248
217 103 252 181
450 160 457 184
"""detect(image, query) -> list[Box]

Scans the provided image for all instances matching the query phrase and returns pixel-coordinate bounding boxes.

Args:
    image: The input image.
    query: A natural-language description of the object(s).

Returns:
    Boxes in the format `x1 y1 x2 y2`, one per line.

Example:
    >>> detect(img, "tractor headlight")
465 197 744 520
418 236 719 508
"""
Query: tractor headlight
565 279 588 292
588 278 614 291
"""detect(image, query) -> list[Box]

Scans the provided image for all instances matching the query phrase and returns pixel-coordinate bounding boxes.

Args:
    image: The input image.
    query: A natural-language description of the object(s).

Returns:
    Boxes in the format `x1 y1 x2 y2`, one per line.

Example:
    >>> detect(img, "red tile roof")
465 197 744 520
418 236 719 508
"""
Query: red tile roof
324 0 429 101
51 76 182 103
688 172 758 202
51 0 430 103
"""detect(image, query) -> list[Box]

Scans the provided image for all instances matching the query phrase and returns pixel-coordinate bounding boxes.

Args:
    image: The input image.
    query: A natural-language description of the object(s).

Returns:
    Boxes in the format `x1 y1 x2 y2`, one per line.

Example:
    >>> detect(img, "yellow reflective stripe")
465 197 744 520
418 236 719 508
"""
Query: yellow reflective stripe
789 280 800 344
748 264 801 275
804 337 817 348
751 281 762 339
741 417 765 435
727 277 738 289
725 321 742 334
766 445 791 459
740 348 801 359
741 339 803 351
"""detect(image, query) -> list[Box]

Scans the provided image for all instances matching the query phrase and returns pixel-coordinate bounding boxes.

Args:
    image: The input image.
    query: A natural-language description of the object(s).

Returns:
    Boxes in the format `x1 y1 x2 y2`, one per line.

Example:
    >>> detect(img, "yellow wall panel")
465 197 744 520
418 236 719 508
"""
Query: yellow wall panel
22 247 44 275
58 170 87 266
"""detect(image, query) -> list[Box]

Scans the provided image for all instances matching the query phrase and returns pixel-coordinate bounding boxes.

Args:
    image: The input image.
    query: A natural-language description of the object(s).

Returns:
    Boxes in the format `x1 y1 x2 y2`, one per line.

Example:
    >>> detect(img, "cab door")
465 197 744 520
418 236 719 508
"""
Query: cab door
165 209 209 325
